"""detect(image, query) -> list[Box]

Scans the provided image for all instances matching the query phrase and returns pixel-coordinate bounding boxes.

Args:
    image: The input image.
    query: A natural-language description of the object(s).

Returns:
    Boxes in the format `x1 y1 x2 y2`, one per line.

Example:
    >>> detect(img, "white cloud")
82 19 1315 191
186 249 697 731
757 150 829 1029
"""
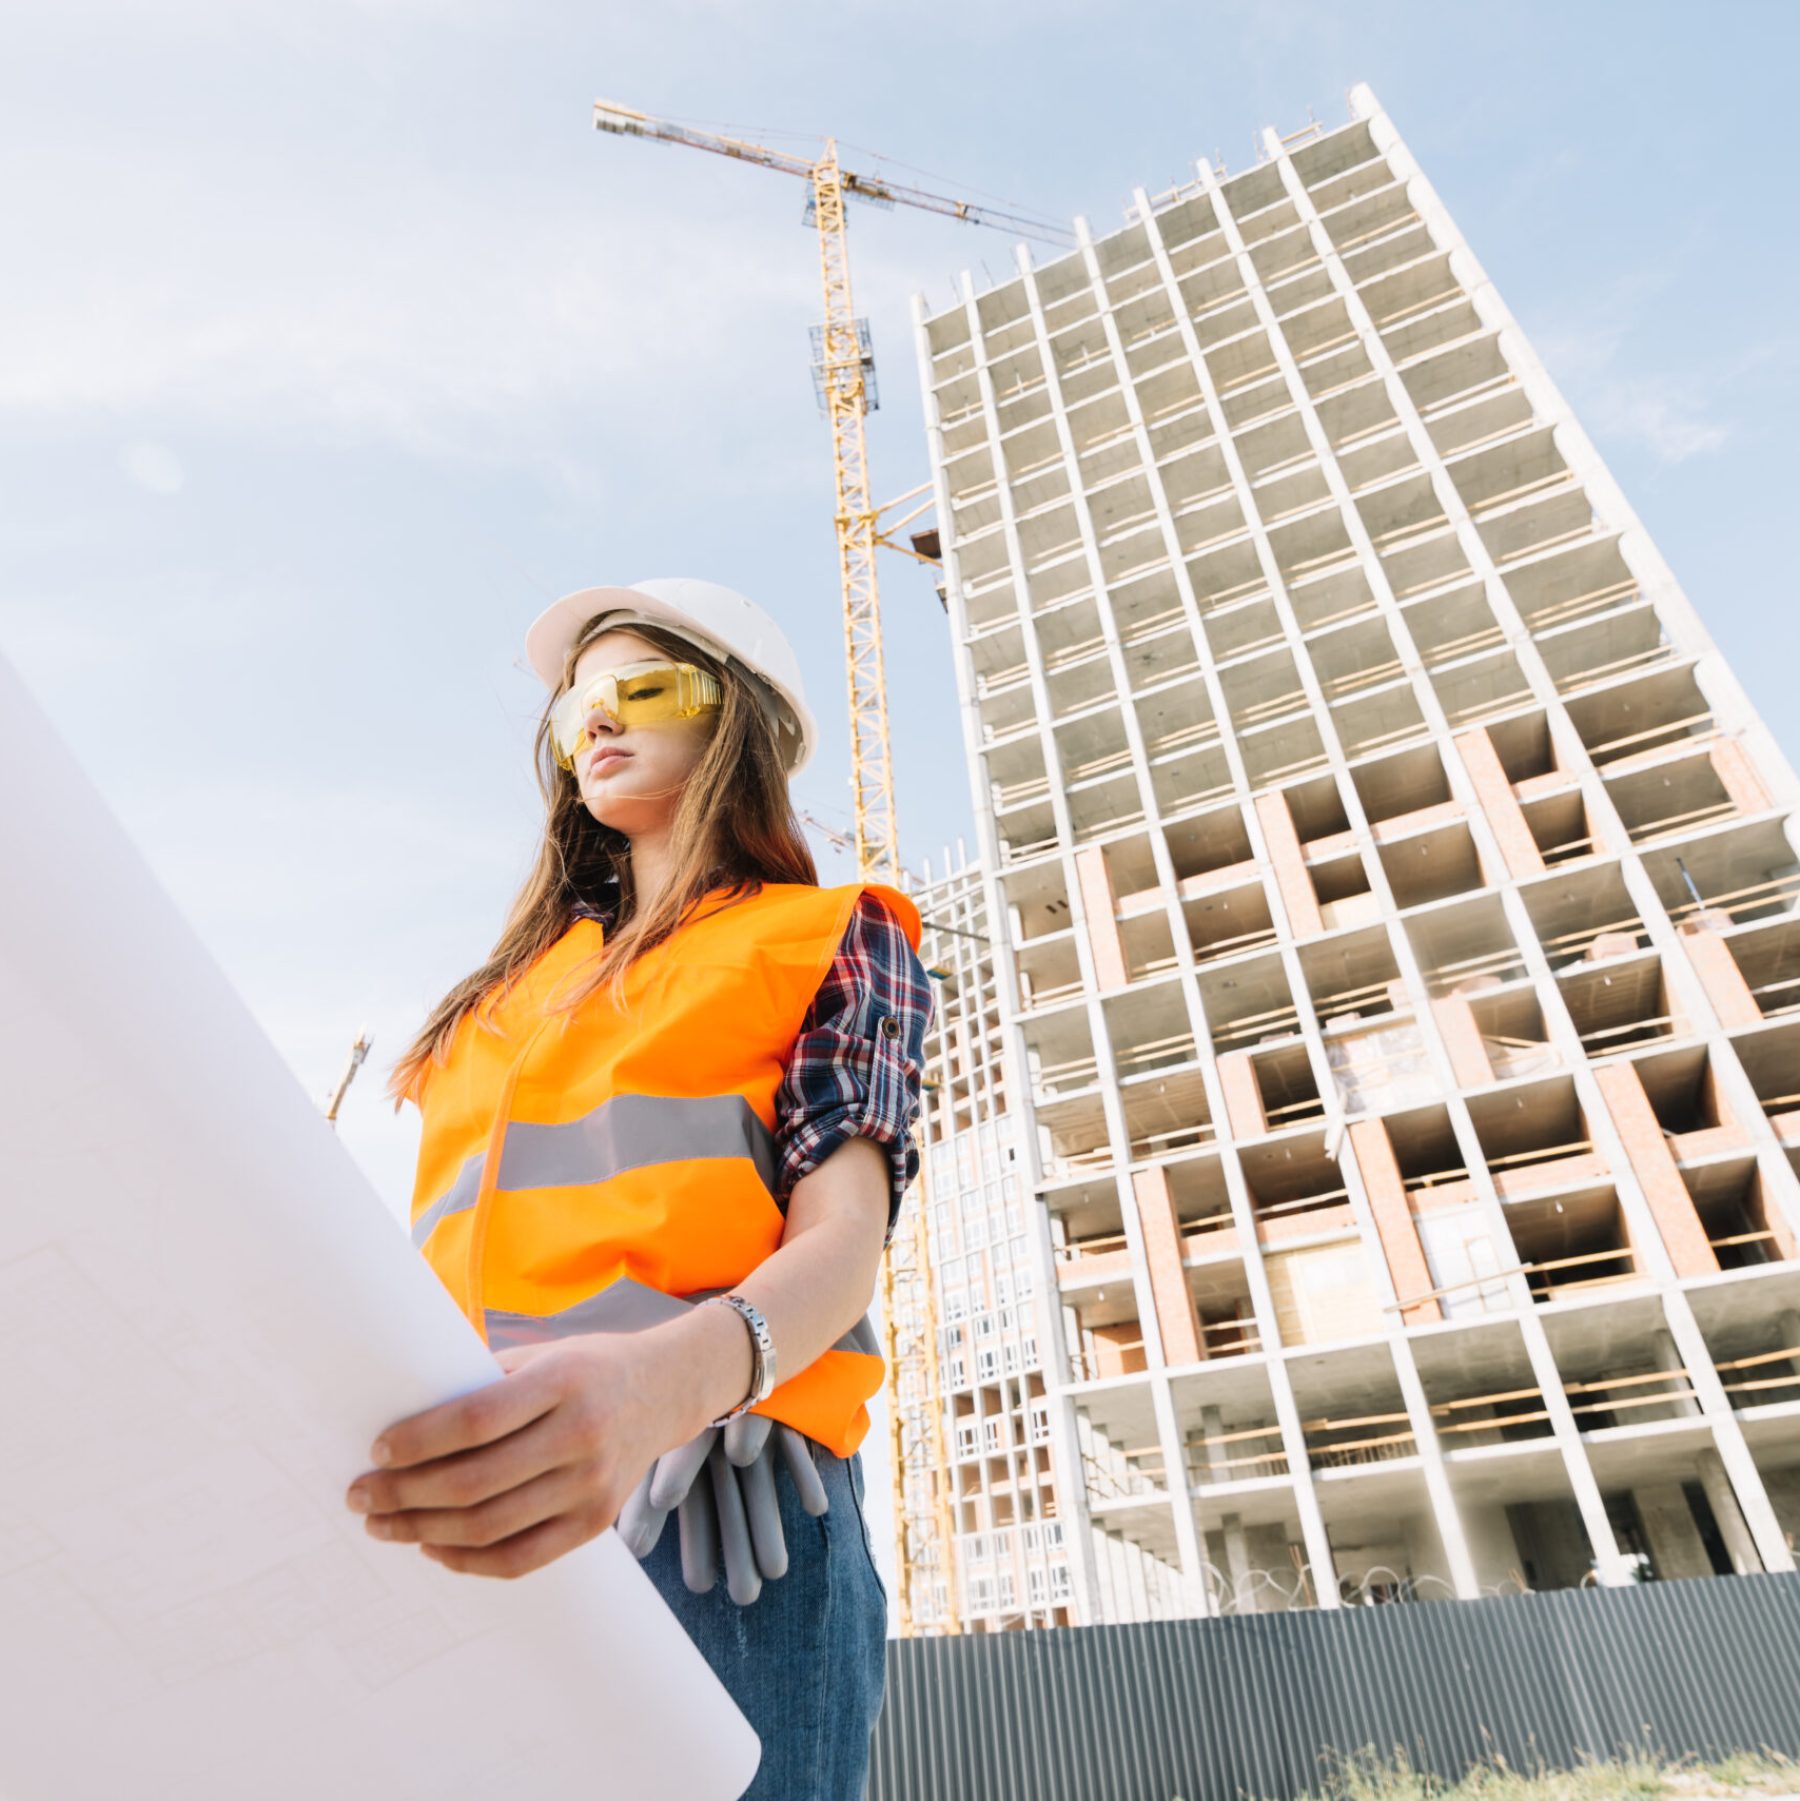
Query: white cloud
1535 274 1732 467
119 440 187 494
1587 390 1728 465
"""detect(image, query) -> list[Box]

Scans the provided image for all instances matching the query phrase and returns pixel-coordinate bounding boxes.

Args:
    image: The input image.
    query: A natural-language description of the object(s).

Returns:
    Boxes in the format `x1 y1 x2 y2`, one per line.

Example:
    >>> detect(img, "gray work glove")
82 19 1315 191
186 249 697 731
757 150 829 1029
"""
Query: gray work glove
616 1412 830 1606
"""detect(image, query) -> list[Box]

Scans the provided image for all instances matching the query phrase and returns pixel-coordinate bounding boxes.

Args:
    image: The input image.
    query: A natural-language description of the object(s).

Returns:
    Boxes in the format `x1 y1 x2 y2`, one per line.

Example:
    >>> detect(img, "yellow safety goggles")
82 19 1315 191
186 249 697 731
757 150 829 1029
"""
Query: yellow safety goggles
549 658 723 771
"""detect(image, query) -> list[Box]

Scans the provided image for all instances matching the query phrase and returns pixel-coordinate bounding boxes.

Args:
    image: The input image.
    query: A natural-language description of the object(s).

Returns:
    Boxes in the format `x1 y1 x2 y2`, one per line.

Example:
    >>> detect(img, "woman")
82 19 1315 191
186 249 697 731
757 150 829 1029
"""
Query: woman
347 578 932 1800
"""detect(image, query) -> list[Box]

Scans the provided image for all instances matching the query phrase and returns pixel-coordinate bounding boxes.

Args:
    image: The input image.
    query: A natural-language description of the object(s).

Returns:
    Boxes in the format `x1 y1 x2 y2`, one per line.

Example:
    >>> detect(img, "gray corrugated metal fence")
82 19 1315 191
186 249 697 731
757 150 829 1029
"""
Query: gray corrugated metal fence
866 1574 1800 1801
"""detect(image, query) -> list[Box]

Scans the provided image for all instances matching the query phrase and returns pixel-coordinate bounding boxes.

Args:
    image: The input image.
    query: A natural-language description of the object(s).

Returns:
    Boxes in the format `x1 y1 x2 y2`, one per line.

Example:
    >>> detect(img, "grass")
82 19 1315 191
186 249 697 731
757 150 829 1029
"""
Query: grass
1176 1747 1800 1801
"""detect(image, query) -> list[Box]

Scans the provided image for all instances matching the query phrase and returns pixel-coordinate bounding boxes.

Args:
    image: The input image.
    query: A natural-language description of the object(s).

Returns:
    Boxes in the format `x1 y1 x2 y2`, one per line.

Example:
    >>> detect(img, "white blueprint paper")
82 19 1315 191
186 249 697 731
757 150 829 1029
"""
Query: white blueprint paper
0 650 760 1801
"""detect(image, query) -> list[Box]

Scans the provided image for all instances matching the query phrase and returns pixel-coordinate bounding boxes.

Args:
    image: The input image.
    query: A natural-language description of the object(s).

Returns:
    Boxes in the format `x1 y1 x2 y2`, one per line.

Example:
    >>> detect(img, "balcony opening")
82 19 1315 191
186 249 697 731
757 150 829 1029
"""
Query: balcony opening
1121 1066 1215 1163
1388 1103 1474 1209
1047 1177 1128 1280
1165 798 1255 885
1467 1077 1601 1199
1199 952 1300 1055
1508 1183 1639 1301
1065 1287 1148 1387
1539 604 1673 700
1635 1044 1730 1138
1687 1281 1800 1418
1403 580 1505 669
1267 1238 1386 1348
1719 917 1800 1022
1240 712 1332 789
1289 559 1381 635
1288 1343 1419 1483
1415 1320 1555 1446
1521 862 1649 972
1242 1130 1354 1242
1682 1158 1791 1269
1519 789 1600 867
1560 954 1681 1058
1408 893 1528 995
1189 1261 1263 1363
1312 851 1380 932
1731 1020 1800 1150
1350 741 1453 830
1170 1153 1236 1248
1333 676 1431 760
1643 818 1800 932
1379 819 1488 909
1178 1365 1288 1494
1430 647 1532 728
1545 1299 1698 1432
1503 533 1639 635
1485 708 1560 785
1564 664 1712 769
1327 1012 1436 1114
1251 1040 1327 1134
1464 987 1558 1081
1002 860 1073 943
1034 1090 1111 1186
1301 923 1404 1032
1186 875 1279 964
1287 772 1353 847
1205 594 1285 661
1044 645 1123 719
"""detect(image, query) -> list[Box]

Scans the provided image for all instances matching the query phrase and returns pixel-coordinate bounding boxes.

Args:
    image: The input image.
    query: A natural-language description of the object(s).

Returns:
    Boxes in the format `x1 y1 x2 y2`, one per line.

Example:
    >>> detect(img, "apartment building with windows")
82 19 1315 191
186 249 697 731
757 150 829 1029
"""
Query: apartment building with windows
904 82 1800 1624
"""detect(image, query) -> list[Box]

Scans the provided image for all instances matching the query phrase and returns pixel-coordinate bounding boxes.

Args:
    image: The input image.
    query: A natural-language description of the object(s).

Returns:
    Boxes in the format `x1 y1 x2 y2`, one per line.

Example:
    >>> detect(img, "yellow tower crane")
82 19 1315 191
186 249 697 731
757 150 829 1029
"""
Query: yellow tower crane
593 102 1067 1634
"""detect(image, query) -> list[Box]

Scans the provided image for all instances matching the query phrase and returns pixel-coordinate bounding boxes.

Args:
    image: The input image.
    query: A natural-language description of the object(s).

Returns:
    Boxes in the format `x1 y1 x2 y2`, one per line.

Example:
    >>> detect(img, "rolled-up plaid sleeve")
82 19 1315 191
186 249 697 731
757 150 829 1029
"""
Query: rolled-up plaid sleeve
775 890 934 1248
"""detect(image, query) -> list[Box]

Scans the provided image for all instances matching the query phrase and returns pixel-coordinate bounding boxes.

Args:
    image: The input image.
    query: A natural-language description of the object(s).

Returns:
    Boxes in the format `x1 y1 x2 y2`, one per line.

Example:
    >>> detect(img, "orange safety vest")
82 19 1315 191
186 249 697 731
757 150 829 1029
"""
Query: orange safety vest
404 878 923 1459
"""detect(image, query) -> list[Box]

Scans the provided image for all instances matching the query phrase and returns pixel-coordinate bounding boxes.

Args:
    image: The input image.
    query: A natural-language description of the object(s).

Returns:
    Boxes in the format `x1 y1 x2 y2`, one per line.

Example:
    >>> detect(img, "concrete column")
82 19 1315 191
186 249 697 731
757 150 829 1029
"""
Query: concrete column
1632 1482 1715 1578
1131 1166 1203 1367
1253 790 1324 939
1710 739 1770 815
1650 1329 1767 1575
1217 1514 1254 1612
1591 1062 1721 1277
1676 928 1763 1028
1697 1451 1764 1575
1202 1403 1256 1612
1432 994 1495 1089
1347 1119 1442 1323
1072 845 1128 991
1453 726 1546 880
1216 1048 1268 1138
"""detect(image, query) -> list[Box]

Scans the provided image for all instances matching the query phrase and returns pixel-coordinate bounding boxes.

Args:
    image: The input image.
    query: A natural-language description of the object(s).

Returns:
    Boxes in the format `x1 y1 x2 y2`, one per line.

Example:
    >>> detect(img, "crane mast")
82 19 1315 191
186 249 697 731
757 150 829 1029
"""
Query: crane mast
594 101 1065 1634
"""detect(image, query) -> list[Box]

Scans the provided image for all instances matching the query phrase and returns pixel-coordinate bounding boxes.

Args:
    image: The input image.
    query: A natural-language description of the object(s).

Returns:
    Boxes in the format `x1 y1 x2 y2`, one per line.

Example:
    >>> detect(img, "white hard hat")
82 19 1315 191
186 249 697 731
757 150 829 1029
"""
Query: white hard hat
524 577 816 776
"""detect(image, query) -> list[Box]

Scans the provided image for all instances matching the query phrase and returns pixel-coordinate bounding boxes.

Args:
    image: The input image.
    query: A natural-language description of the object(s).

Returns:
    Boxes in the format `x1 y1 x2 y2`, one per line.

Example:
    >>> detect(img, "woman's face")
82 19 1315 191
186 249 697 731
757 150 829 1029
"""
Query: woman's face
567 628 717 836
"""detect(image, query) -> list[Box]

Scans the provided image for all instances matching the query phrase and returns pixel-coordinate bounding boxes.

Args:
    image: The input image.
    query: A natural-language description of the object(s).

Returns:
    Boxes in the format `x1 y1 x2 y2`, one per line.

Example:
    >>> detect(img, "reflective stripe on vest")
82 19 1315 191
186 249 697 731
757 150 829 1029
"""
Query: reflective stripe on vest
405 879 922 1460
411 1094 779 1251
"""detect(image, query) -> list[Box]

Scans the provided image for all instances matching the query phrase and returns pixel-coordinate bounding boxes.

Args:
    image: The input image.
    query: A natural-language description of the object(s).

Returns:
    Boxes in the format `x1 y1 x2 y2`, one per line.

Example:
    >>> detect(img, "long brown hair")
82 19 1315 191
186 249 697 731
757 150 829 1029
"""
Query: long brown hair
384 613 818 1111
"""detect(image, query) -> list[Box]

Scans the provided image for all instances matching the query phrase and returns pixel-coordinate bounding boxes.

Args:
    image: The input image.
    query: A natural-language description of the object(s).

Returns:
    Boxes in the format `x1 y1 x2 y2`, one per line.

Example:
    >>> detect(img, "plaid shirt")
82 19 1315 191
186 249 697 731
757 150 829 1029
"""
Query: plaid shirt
570 882 932 1246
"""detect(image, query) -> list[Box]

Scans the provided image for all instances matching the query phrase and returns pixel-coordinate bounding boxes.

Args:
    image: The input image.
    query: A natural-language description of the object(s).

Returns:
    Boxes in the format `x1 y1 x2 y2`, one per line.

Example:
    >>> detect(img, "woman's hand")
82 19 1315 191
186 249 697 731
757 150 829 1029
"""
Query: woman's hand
344 1326 706 1580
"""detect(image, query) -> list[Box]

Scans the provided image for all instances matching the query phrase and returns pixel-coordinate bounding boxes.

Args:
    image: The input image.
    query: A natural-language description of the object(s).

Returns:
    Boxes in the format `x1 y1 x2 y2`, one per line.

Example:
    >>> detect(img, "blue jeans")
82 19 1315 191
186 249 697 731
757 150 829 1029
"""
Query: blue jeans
640 1439 889 1801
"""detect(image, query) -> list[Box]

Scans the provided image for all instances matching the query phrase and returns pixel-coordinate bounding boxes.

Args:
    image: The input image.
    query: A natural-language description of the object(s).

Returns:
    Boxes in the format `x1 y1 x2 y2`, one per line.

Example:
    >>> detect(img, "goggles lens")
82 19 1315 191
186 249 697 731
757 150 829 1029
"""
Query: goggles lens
549 658 723 770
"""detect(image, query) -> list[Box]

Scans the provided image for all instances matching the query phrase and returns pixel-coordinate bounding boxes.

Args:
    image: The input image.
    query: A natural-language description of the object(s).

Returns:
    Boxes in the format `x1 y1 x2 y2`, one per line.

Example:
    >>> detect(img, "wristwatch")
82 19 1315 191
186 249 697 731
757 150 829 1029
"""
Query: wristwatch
700 1293 777 1427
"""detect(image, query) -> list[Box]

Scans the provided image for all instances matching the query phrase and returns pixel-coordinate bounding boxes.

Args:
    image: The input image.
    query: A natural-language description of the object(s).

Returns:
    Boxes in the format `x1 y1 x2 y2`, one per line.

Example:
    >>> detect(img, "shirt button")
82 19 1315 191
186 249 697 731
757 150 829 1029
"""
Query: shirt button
879 1015 901 1039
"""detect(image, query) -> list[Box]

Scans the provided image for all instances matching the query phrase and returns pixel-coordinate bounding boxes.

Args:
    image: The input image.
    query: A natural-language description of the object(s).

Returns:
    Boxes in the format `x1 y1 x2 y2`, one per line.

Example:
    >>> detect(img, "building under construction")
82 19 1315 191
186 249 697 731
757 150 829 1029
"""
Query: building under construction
899 81 1800 1629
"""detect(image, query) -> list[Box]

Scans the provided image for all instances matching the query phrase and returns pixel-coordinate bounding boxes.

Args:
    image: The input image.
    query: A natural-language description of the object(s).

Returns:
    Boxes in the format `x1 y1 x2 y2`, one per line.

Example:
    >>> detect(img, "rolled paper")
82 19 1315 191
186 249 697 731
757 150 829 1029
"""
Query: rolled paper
740 1438 788 1580
776 1424 830 1517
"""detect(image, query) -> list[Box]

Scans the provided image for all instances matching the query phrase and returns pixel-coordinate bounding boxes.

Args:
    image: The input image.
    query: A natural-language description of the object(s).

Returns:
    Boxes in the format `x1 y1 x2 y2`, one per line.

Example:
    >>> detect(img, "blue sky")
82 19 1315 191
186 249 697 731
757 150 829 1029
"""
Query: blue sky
5 0 1797 1608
